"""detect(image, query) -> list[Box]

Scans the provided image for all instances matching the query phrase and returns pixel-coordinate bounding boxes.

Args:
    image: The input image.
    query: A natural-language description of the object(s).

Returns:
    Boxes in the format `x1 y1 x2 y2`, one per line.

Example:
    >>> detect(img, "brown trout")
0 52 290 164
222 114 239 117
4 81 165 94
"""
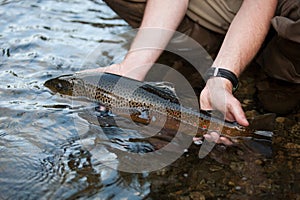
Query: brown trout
44 73 273 140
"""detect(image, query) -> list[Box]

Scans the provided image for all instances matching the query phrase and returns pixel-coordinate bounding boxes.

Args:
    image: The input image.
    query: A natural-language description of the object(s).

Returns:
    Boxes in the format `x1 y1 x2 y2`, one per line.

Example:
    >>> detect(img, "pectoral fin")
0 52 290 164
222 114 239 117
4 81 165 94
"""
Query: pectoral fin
130 109 151 125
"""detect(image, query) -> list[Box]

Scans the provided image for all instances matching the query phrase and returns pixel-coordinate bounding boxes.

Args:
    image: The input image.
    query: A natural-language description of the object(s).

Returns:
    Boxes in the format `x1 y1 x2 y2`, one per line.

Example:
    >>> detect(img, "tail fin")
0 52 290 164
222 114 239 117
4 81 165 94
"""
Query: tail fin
248 113 276 131
254 130 273 138
240 137 273 158
247 130 273 141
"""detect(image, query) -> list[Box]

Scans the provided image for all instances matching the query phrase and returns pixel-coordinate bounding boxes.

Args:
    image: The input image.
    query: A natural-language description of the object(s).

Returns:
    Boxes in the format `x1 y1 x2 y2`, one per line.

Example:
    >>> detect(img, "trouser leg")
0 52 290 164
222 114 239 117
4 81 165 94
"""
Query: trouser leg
257 0 300 83
103 0 146 28
254 0 300 114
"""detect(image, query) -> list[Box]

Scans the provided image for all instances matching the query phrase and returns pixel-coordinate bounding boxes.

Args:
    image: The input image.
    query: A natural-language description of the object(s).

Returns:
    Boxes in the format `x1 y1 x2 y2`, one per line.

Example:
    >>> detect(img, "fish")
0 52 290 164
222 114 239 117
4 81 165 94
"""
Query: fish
44 72 274 140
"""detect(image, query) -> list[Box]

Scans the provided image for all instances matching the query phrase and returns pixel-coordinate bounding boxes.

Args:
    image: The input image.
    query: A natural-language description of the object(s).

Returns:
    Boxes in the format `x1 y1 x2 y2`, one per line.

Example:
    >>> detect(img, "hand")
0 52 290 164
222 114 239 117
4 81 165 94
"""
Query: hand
77 63 146 81
200 77 248 125
199 77 249 145
79 63 122 74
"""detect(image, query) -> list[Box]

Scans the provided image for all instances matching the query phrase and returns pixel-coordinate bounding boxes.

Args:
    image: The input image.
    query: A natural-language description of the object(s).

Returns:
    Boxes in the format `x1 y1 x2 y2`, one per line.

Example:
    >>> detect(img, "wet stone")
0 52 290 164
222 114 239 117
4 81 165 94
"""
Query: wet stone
228 181 235 186
275 117 295 129
230 162 244 171
190 192 205 200
245 110 259 118
284 143 300 149
243 99 254 105
235 186 242 191
291 122 300 135
179 196 189 200
209 165 223 172
254 159 263 166
276 117 286 123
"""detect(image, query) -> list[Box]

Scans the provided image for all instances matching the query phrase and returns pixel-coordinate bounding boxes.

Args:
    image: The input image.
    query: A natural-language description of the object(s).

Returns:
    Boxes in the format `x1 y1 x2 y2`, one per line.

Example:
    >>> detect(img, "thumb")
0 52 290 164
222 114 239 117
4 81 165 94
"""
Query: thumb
227 98 249 126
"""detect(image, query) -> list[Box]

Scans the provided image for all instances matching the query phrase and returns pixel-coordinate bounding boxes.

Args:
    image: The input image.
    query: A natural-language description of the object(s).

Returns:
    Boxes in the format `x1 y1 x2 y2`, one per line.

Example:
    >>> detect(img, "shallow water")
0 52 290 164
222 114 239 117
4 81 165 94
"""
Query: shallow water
0 0 300 199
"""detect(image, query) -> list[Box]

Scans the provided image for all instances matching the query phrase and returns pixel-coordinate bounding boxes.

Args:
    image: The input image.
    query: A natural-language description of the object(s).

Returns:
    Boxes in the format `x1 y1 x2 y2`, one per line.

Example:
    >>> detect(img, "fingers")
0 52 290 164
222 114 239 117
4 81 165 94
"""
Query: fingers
78 64 147 81
203 132 233 145
225 111 235 122
226 98 249 126
203 132 219 142
200 79 249 127
219 136 233 146
78 64 122 75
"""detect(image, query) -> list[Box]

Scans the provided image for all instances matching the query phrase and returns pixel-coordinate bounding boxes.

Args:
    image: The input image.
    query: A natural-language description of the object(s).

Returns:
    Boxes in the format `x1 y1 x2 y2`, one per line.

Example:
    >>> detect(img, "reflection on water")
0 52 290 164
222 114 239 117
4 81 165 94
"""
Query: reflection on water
0 0 146 199
0 0 299 199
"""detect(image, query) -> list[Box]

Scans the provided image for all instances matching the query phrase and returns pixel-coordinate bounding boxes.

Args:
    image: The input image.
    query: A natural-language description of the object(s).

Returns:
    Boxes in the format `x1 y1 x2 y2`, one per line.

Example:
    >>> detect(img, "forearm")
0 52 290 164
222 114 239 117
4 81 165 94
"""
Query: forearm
120 0 189 80
212 0 277 79
202 0 277 125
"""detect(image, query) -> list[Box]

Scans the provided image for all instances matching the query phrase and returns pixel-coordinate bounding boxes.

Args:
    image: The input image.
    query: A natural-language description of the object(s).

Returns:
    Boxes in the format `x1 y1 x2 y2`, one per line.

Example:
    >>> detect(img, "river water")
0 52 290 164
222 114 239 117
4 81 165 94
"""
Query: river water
0 0 299 199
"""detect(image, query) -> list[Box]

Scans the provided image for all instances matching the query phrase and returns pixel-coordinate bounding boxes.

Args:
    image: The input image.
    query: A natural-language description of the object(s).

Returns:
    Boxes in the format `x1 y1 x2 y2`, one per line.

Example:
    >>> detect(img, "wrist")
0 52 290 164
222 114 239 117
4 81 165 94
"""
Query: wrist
119 60 152 81
204 67 239 93
206 77 233 92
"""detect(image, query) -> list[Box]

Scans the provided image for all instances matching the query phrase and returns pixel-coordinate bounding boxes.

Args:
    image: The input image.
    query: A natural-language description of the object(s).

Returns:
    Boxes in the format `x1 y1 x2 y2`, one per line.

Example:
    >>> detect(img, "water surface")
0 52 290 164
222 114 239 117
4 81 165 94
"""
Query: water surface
0 0 299 199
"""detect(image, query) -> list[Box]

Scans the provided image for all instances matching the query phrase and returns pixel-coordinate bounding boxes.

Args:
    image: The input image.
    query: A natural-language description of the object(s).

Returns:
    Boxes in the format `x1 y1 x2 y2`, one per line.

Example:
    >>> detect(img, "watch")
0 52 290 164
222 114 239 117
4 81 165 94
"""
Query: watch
204 67 239 93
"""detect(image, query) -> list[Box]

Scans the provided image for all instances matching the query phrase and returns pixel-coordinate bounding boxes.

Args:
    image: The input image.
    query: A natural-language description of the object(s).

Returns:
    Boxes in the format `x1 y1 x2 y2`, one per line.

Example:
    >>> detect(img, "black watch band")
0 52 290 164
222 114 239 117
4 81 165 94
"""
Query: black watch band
204 67 239 93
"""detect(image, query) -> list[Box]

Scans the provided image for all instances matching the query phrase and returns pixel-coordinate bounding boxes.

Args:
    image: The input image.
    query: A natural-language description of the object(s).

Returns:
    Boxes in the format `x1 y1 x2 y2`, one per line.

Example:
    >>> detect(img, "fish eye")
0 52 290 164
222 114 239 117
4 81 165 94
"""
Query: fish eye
58 83 62 89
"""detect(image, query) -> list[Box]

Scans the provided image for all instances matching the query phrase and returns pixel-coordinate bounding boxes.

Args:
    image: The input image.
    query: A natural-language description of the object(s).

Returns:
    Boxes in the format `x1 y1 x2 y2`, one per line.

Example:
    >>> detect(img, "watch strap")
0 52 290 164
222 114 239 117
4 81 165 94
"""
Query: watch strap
204 67 239 93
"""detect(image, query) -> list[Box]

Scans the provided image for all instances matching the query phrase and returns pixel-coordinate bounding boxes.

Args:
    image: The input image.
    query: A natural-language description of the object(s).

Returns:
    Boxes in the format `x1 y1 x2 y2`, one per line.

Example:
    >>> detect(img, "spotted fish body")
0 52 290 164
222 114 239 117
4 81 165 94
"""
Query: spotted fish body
44 73 272 139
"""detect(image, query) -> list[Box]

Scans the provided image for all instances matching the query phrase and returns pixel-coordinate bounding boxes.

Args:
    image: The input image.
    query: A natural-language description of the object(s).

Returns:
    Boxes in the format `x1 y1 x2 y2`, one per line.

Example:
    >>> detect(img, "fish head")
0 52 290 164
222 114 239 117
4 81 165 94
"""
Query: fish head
44 74 74 96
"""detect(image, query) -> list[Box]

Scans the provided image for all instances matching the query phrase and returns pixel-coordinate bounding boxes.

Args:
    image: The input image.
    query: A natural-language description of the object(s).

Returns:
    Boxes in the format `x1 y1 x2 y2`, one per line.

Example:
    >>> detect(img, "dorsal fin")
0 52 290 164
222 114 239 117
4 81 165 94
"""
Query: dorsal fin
141 82 180 104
